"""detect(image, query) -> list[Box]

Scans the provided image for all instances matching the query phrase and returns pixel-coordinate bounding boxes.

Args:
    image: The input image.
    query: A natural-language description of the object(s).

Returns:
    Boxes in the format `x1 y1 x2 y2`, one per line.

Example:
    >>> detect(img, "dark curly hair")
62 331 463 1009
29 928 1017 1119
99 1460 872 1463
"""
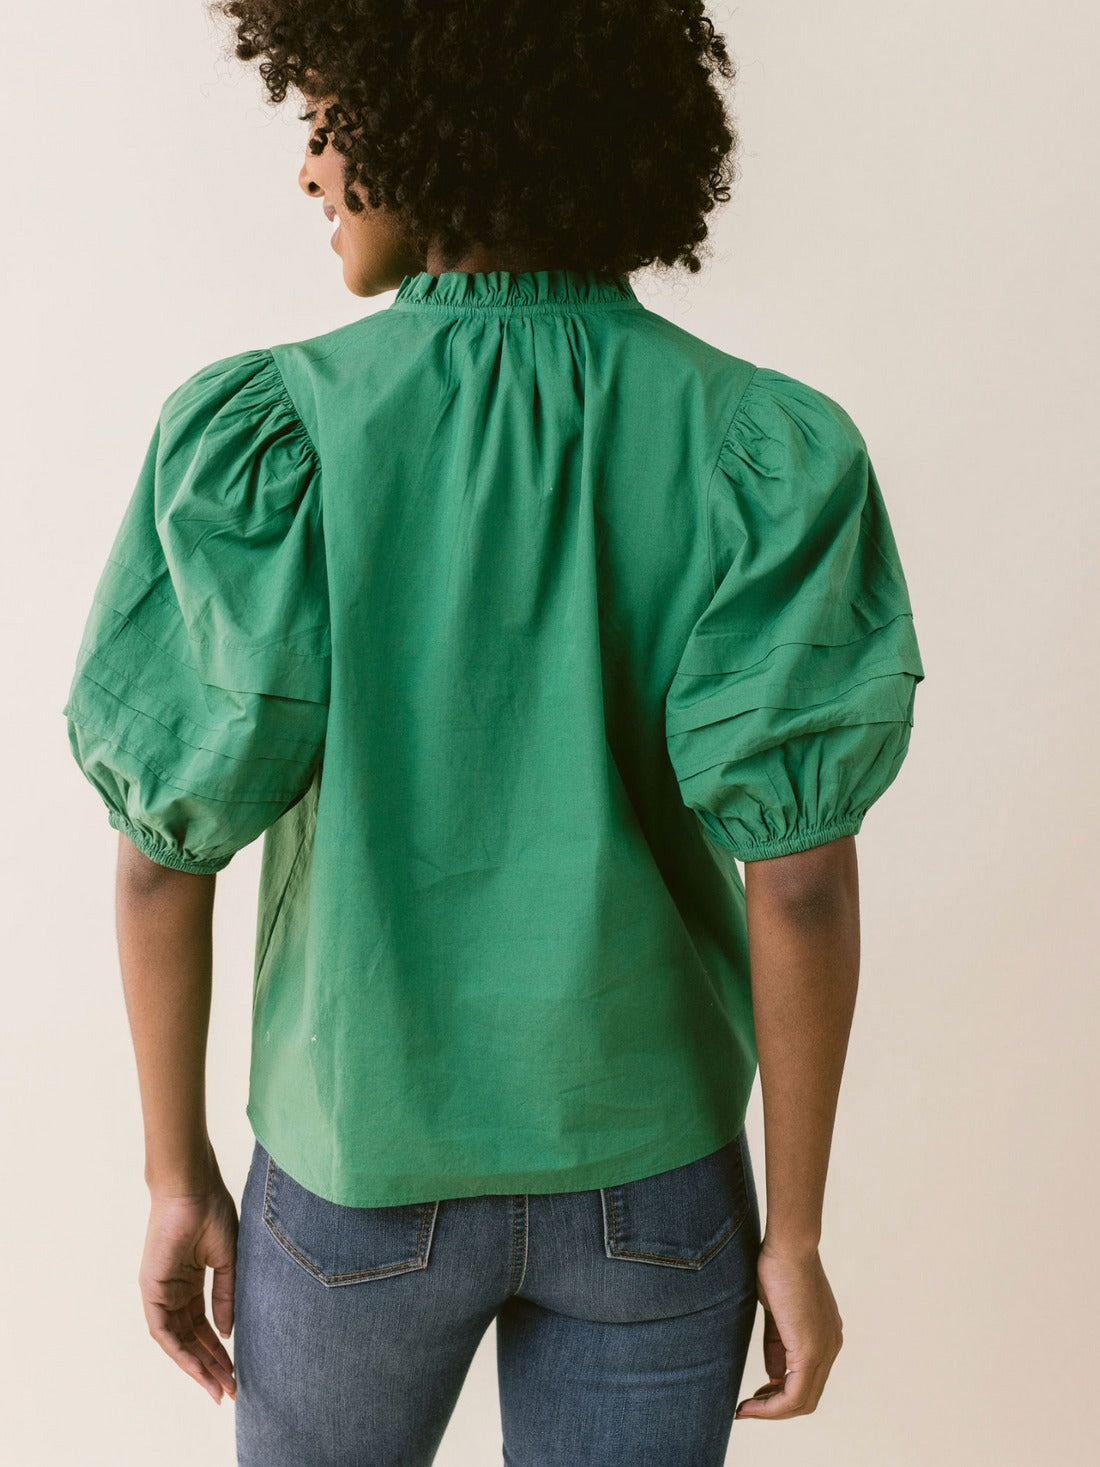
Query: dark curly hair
208 0 740 276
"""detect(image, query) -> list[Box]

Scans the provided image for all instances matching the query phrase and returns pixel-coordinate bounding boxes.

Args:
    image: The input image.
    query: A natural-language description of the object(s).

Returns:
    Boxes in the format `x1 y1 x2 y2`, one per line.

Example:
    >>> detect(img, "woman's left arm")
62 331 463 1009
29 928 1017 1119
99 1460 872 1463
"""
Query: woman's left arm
114 835 238 1406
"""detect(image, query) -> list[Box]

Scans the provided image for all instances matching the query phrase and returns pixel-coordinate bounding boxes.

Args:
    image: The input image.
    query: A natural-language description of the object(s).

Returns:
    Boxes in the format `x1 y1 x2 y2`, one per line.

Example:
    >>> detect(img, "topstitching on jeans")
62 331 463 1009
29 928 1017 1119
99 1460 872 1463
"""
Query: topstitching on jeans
507 1195 529 1295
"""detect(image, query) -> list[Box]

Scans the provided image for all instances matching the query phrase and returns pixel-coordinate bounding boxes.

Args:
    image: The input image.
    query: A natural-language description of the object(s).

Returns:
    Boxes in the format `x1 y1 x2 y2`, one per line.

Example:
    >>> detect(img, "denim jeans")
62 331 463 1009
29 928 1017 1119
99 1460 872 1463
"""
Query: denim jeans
233 1127 761 1466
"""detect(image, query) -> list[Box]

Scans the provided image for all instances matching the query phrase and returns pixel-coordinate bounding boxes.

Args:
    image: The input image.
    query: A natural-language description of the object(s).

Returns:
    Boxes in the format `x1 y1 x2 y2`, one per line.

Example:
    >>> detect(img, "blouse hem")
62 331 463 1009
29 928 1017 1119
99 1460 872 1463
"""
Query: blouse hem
245 1100 753 1209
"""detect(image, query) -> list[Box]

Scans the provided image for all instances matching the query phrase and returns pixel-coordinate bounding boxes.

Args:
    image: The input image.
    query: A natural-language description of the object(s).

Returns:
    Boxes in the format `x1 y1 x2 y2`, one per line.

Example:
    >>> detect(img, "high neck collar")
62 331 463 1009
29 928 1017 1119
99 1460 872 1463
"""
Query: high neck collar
390 267 641 313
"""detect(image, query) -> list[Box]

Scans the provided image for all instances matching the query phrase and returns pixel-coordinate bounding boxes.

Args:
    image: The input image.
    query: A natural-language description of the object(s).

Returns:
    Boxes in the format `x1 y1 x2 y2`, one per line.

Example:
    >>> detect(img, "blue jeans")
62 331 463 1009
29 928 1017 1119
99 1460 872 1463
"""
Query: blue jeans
233 1127 761 1466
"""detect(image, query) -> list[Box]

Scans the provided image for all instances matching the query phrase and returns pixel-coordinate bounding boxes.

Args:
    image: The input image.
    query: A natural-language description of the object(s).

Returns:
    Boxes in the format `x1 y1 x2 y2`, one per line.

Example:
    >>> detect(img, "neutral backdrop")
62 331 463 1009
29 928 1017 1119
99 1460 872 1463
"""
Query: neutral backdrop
5 1 1097 1462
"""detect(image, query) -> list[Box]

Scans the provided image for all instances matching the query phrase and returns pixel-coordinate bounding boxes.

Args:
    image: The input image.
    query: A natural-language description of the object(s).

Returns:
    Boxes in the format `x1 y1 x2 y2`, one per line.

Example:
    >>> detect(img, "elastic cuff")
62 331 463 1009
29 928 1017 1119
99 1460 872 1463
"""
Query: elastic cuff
107 809 230 874
707 812 866 862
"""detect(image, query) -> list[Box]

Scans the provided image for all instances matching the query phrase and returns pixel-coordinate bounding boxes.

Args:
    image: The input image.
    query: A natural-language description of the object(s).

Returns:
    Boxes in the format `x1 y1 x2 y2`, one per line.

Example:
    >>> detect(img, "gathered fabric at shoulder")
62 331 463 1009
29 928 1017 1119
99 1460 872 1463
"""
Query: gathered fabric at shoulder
63 347 330 874
145 348 328 699
665 366 925 862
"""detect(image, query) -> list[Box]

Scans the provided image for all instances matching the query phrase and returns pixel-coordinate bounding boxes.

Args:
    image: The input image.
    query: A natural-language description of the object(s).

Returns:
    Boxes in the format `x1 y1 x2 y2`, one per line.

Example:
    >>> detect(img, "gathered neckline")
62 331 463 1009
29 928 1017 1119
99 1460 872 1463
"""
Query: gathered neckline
390 267 642 313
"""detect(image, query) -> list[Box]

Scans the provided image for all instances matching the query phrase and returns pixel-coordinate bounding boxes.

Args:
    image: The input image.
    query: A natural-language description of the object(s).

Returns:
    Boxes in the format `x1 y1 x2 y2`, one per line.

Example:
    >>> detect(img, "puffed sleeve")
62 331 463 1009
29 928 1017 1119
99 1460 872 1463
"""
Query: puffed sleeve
62 347 330 874
665 367 925 862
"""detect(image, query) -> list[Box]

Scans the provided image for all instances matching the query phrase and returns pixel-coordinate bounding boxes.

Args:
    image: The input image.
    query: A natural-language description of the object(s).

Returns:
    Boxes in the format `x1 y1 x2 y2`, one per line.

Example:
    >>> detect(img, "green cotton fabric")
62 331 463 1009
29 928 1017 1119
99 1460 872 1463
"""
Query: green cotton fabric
63 268 925 1207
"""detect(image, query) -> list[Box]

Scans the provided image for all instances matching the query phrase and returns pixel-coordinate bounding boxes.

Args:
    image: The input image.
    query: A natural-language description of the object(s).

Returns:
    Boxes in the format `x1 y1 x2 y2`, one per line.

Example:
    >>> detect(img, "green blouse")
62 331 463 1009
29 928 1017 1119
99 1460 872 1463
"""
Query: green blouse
63 268 925 1206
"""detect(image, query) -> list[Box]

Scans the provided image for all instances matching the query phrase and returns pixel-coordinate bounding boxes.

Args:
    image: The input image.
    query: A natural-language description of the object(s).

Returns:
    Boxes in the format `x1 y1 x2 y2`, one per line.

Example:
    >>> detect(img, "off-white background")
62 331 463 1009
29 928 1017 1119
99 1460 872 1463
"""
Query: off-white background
4 1 1096 1462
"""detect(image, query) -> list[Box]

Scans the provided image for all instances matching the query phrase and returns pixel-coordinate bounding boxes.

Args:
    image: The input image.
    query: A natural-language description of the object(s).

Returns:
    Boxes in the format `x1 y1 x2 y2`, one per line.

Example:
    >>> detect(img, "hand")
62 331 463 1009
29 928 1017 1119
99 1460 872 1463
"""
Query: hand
735 1238 844 1420
139 1179 240 1404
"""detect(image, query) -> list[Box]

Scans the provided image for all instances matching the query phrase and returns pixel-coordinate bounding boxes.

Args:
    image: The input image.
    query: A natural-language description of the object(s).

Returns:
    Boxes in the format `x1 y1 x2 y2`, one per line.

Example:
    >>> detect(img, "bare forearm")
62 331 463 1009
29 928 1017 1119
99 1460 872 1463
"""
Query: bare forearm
113 834 218 1194
744 839 860 1253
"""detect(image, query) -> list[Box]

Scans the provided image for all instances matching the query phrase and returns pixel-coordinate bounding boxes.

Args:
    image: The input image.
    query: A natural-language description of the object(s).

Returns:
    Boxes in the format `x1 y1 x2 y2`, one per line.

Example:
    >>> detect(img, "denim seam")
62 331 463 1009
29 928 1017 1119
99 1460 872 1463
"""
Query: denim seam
507 1195 529 1295
518 1196 528 1293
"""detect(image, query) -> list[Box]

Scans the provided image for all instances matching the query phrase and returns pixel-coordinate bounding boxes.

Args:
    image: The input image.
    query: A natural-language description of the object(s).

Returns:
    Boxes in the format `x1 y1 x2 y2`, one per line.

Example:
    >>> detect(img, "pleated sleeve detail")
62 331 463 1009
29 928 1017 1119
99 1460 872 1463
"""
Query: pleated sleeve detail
665 367 925 862
62 347 330 874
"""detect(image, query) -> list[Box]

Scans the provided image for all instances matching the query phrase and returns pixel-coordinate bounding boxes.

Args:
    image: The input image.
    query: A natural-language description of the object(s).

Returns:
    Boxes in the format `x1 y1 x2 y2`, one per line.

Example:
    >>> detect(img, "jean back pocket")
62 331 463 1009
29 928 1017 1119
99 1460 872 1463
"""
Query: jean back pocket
600 1130 751 1270
261 1149 440 1287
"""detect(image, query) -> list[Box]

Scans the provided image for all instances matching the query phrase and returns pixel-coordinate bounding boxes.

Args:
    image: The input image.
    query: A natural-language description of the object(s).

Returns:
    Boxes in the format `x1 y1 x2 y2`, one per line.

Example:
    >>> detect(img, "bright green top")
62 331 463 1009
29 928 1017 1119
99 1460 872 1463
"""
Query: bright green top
63 267 925 1206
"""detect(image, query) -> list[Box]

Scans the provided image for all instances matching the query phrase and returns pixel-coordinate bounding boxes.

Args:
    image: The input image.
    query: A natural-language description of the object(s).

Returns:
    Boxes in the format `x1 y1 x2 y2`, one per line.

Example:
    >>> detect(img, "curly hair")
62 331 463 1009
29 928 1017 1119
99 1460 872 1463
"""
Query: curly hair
208 0 740 276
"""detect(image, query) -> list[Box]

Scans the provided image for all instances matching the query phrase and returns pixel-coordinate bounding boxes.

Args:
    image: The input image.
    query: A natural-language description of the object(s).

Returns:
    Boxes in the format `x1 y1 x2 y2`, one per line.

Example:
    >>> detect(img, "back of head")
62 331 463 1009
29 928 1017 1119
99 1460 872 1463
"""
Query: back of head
210 0 741 276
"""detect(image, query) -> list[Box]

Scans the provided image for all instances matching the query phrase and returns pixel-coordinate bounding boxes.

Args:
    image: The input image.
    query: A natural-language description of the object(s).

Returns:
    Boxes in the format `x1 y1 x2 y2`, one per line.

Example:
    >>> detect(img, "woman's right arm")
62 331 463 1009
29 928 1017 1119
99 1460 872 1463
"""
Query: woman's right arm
734 835 856 1421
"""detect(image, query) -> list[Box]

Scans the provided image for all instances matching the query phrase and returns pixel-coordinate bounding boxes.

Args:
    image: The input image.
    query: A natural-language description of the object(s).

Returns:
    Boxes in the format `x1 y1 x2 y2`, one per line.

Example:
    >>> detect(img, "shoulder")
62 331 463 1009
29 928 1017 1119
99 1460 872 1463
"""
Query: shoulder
161 343 278 404
724 364 869 466
147 345 320 535
157 344 297 433
596 307 866 463
159 313 389 419
154 344 319 465
263 312 400 442
270 309 395 366
704 364 877 581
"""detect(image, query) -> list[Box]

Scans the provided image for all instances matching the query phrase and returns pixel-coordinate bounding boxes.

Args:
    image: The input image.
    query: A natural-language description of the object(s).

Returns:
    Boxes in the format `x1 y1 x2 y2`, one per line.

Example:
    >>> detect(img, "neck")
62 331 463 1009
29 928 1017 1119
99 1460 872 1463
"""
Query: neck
423 241 563 275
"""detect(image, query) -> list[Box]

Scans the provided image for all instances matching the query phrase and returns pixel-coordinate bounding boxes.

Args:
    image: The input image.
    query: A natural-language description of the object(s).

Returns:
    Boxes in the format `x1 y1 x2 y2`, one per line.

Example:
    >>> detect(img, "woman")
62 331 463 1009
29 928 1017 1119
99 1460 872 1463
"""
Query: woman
62 2 925 1463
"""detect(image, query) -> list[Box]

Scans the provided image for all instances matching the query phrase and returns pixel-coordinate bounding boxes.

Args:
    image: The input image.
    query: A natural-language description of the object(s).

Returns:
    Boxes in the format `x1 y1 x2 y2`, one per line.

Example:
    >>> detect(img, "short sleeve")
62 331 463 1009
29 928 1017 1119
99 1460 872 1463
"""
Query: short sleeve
665 366 925 863
62 347 330 874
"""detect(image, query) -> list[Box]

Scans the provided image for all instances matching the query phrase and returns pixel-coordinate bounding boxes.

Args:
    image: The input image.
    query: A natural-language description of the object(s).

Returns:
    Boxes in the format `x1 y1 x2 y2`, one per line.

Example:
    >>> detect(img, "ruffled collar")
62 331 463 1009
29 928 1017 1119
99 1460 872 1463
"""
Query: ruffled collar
391 267 641 313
